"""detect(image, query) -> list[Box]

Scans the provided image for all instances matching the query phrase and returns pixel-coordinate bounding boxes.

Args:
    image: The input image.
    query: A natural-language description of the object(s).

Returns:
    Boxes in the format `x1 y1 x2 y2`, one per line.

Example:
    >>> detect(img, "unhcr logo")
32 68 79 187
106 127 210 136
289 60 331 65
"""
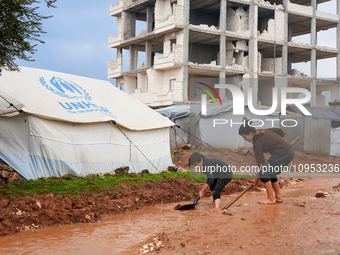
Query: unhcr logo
40 76 116 119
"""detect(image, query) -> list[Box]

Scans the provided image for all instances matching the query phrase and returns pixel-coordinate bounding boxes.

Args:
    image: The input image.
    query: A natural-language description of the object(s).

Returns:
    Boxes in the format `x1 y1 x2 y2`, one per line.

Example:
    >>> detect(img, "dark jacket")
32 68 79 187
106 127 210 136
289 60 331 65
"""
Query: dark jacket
202 158 233 189
252 128 291 167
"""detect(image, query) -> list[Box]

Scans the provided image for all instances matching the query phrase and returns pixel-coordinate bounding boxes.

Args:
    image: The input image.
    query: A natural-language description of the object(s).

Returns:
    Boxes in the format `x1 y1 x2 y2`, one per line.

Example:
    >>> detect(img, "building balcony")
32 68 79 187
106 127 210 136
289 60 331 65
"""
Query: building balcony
109 0 124 17
108 33 123 48
108 58 122 79
154 4 184 33
154 44 184 69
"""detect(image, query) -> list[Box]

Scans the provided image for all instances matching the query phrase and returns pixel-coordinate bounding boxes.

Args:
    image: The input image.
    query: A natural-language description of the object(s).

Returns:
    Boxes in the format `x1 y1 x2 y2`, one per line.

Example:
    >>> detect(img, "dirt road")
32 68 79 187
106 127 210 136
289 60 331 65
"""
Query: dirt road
146 178 340 254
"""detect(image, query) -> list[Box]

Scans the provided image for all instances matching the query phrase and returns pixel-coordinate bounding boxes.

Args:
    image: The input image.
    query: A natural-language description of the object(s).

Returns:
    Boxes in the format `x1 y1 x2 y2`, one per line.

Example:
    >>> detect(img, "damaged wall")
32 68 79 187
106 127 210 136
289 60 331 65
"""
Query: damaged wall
258 7 284 41
261 57 283 74
226 7 249 32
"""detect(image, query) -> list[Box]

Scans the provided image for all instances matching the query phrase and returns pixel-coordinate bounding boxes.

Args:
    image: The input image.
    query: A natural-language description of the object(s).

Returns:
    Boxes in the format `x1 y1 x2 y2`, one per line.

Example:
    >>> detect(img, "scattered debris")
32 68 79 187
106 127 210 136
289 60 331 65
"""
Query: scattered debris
114 166 129 174
141 169 150 174
332 183 340 192
315 191 327 198
0 164 20 183
140 237 163 253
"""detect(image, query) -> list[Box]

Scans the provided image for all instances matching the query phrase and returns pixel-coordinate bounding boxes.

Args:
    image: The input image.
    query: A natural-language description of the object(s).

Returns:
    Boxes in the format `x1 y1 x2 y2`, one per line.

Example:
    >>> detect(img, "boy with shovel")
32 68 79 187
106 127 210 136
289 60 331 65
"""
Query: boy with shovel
190 152 233 211
238 119 295 204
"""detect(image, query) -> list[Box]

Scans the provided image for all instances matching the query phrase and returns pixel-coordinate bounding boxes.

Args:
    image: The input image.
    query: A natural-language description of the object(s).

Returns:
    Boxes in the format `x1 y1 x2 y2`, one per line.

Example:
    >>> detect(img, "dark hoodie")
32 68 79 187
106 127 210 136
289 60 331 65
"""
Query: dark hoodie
252 128 291 167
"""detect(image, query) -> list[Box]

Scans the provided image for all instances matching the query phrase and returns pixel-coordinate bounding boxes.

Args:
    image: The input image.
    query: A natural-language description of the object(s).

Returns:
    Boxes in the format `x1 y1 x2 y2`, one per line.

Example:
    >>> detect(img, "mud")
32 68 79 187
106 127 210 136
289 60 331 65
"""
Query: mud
0 177 264 237
148 178 340 254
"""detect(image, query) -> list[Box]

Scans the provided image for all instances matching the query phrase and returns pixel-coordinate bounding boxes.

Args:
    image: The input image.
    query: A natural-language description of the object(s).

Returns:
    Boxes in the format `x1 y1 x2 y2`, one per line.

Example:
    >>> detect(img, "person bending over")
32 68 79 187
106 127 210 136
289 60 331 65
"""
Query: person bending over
190 152 233 211
239 120 294 204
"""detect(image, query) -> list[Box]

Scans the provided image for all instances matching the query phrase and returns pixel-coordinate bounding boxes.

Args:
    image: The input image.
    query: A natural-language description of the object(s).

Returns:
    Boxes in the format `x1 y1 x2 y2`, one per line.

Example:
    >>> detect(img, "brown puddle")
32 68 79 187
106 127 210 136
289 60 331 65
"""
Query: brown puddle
1 178 339 255
0 198 215 255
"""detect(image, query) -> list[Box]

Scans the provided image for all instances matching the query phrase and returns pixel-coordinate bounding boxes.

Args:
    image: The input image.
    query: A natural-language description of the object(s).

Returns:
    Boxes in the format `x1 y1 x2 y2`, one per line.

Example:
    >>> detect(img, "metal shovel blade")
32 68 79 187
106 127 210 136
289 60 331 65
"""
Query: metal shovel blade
174 195 200 210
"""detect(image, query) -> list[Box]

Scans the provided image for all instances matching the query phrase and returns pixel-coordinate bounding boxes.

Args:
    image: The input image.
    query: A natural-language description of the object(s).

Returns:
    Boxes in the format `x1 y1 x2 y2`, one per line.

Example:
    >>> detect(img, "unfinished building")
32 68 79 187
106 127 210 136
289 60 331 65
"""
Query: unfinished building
108 0 340 108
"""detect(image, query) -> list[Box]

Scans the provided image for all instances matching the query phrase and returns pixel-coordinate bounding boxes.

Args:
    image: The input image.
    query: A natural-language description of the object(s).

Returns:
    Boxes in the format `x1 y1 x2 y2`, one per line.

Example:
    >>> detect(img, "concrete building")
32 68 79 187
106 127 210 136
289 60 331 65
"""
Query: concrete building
108 0 340 108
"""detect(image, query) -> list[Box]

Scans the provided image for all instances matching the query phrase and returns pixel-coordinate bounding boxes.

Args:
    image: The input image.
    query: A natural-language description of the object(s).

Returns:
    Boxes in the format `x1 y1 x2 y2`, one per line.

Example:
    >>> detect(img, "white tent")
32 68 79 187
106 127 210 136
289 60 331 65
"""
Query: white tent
0 67 174 180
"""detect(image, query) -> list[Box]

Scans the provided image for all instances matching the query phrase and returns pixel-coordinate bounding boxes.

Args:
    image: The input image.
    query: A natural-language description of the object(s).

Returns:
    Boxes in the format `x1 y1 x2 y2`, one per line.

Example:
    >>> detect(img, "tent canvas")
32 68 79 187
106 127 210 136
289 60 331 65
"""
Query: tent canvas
0 67 174 180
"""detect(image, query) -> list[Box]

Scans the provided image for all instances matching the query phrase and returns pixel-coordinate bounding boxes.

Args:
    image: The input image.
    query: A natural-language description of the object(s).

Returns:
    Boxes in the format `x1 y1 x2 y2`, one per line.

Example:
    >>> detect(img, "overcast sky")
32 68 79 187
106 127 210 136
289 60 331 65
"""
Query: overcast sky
15 0 337 87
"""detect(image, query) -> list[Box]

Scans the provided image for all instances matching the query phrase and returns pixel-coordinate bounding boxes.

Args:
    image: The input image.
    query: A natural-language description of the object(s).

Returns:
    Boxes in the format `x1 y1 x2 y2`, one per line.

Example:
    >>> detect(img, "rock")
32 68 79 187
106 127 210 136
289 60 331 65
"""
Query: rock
168 166 178 172
141 169 149 174
104 172 115 176
315 191 326 198
115 166 129 174
0 164 14 172
84 215 91 220
181 144 191 150
0 171 9 179
177 167 186 173
180 242 186 247
6 172 20 183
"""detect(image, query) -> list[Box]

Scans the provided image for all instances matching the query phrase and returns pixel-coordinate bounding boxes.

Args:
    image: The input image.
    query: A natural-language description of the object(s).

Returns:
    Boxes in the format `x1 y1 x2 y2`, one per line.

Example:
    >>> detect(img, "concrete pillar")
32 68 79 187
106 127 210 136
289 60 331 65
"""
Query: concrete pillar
311 0 317 106
288 24 292 42
219 0 227 99
145 40 152 68
122 11 136 39
182 0 190 103
337 0 340 100
282 0 289 76
129 45 138 72
147 6 154 33
248 0 258 105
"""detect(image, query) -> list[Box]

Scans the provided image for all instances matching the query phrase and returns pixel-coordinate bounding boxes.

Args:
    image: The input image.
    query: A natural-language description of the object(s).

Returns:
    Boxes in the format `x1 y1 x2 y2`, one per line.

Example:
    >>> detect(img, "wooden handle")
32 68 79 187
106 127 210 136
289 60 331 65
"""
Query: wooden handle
291 136 300 146
222 183 253 210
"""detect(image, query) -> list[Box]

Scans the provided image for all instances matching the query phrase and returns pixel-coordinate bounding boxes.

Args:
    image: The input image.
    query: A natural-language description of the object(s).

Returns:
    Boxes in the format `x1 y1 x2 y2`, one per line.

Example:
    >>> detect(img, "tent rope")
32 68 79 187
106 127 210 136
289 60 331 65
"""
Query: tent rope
174 125 242 166
111 121 166 179
0 94 23 114
171 126 187 145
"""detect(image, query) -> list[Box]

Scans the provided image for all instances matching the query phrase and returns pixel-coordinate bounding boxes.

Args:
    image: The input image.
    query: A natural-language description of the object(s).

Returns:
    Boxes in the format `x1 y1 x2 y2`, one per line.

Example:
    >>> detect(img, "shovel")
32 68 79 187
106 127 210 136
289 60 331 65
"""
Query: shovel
222 136 300 210
174 195 200 210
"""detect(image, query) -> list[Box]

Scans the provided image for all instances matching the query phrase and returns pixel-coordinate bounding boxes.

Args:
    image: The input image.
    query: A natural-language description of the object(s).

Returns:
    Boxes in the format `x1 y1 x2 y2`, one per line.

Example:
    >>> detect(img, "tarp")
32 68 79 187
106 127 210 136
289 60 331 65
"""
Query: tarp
287 105 340 128
157 102 279 149
0 67 174 179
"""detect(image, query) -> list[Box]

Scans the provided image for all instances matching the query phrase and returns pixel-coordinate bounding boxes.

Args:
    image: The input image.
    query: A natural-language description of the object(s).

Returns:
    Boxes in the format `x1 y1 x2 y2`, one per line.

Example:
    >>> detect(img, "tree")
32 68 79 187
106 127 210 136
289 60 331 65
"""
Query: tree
0 0 57 74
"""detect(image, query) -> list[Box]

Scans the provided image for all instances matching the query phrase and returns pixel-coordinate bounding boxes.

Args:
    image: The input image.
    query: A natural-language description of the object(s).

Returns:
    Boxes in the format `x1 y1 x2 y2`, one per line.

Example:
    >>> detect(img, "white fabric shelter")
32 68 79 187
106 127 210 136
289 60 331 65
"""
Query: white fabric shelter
331 127 340 156
0 67 174 180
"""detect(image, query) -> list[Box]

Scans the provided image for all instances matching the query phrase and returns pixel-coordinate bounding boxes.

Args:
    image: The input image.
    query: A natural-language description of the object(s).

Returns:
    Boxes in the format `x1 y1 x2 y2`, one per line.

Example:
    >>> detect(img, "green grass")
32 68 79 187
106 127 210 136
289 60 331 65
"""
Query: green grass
0 172 251 198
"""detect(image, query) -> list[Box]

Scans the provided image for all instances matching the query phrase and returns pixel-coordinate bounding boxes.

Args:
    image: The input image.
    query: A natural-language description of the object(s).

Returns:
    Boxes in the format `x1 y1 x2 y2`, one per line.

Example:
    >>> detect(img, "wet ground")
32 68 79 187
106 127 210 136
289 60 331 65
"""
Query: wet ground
1 178 339 254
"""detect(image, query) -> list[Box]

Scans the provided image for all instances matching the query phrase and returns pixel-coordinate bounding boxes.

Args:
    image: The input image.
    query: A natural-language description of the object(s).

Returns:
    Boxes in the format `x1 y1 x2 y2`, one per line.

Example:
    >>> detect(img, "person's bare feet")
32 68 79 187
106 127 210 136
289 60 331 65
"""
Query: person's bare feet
213 208 221 212
275 197 283 203
258 198 276 204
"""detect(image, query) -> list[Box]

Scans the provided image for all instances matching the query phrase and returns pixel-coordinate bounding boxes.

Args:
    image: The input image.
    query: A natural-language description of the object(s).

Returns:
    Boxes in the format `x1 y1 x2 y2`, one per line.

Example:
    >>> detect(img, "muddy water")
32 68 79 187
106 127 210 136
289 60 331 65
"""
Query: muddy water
1 179 339 255
0 198 215 255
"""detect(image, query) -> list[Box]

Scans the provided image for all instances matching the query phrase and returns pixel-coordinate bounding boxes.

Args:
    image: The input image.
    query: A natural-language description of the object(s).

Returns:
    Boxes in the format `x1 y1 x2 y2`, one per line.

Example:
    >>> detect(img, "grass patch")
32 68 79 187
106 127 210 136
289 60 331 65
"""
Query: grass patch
0 172 251 198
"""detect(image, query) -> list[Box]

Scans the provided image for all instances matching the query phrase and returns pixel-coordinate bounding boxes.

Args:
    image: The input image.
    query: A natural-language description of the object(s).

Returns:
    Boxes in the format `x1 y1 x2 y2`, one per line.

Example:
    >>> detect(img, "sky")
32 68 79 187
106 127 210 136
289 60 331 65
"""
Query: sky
15 0 121 86
14 0 337 89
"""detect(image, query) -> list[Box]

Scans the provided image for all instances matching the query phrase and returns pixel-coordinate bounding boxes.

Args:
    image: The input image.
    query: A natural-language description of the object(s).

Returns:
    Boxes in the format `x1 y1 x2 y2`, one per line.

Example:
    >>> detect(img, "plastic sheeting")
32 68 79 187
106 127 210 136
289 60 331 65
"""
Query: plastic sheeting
287 105 340 128
157 102 280 149
0 114 172 180
331 128 340 156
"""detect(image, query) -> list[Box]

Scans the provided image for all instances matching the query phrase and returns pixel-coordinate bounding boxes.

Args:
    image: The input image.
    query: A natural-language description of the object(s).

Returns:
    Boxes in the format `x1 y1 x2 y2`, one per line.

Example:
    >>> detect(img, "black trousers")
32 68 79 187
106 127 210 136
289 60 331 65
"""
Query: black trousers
210 178 232 200
259 147 295 184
